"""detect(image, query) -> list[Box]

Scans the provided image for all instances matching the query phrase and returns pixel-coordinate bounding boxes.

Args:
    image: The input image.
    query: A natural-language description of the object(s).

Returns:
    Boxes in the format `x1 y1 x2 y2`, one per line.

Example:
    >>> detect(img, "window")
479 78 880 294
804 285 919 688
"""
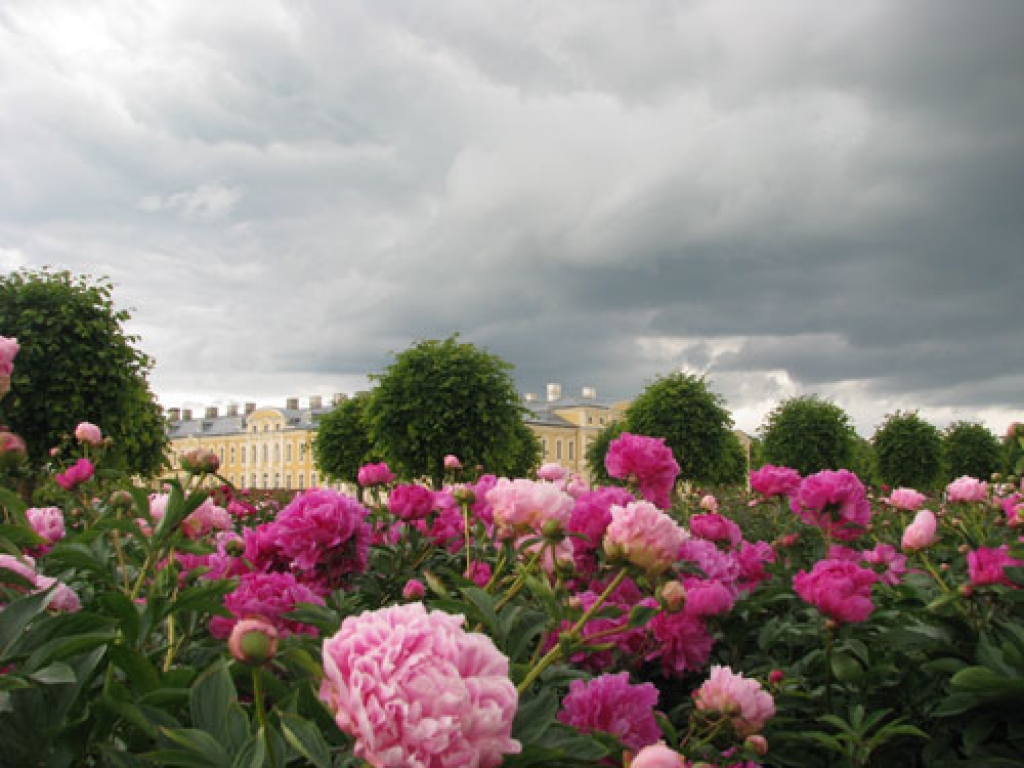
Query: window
274 444 280 462
599 417 605 425
541 438 548 456
251 473 257 487
275 424 281 431
251 446 257 463
274 473 280 488
568 441 574 461
262 444 268 463
219 447 225 463
556 440 562 460
230 446 236 463
285 474 291 489
311 472 317 487
300 443 307 459
298 474 305 489
286 444 292 462
263 424 268 432
587 415 593 425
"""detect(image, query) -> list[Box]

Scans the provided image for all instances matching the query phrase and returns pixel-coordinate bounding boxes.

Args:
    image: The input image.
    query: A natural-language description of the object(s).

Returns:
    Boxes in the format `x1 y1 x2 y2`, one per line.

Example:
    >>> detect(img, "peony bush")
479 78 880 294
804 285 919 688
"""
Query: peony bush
1 336 1023 766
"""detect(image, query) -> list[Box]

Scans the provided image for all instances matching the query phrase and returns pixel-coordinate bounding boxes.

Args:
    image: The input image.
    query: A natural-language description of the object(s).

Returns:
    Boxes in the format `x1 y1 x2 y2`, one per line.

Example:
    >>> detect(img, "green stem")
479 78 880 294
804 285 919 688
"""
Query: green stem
463 502 473 576
252 667 277 768
517 568 628 694
494 547 545 613
824 622 834 716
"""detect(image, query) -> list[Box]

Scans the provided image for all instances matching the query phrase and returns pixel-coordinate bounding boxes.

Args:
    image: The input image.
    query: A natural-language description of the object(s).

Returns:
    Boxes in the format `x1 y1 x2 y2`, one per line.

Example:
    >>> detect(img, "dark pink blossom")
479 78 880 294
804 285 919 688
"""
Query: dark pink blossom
967 546 1024 587
647 610 715 677
568 486 635 577
388 483 436 520
557 672 661 752
211 571 325 638
793 558 878 623
749 465 801 499
56 458 94 491
790 469 871 541
681 577 735 617
465 561 492 587
605 433 680 510
690 513 742 548
356 462 394 487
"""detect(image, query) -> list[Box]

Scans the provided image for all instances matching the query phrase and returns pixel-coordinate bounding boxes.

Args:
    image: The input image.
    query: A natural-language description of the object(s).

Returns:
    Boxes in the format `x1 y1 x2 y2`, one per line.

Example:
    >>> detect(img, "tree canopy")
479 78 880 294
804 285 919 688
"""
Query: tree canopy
872 410 942 490
312 392 377 486
622 372 739 485
366 336 539 486
759 395 858 476
942 421 1001 482
0 269 167 478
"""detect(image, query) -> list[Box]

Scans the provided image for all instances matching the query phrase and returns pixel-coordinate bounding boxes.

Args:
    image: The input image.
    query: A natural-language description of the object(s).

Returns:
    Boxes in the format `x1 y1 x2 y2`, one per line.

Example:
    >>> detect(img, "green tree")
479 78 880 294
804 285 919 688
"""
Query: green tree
942 421 1001 482
623 373 737 485
366 336 540 486
312 392 376 486
872 410 942 490
585 419 627 485
0 270 167 480
760 395 857 476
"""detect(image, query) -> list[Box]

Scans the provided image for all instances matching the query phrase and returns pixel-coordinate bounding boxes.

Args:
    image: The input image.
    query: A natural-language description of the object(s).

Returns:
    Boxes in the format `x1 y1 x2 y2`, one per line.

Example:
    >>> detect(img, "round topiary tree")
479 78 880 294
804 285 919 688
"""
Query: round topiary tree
366 336 540 486
872 410 942 490
0 269 167 482
1002 422 1024 478
622 372 737 485
312 392 377 488
943 421 1002 482
585 420 627 486
759 395 858 477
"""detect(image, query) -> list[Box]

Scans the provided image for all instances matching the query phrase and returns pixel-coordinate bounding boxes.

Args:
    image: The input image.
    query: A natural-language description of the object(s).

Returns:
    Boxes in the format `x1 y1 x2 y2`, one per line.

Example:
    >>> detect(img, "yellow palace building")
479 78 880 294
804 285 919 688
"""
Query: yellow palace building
165 384 628 488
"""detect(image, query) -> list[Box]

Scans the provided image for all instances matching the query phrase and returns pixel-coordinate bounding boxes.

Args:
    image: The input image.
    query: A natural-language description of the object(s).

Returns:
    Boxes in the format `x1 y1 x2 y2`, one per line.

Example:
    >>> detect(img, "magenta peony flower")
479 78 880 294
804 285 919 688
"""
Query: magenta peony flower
967 546 1024 587
793 558 878 623
74 421 103 445
946 476 988 503
630 742 686 768
604 500 689 576
790 469 871 541
681 577 736 616
860 543 908 586
465 561 492 587
388 483 437 521
402 579 426 600
557 672 661 752
648 610 715 677
0 335 19 377
55 458 94 491
734 540 776 593
568 486 635 577
605 433 680 510
357 462 395 487
319 602 520 768
690 513 742 548
749 465 801 499
537 462 568 482
887 487 926 511
1000 493 1023 527
487 478 574 537
902 509 938 551
693 665 775 737
211 571 325 639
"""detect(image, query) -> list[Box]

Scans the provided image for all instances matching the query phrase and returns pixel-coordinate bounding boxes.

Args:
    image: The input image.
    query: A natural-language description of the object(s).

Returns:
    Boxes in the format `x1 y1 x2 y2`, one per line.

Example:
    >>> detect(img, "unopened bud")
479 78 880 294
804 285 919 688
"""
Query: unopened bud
0 429 27 468
181 447 220 475
541 519 565 542
110 490 135 511
228 617 278 667
452 487 475 505
959 583 974 598
658 580 687 613
225 538 246 557
745 735 768 756
768 669 785 685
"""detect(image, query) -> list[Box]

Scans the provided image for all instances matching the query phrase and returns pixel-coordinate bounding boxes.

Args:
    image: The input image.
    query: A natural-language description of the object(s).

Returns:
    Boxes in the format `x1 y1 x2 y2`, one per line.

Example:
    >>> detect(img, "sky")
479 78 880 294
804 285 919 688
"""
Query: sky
1 1 1022 437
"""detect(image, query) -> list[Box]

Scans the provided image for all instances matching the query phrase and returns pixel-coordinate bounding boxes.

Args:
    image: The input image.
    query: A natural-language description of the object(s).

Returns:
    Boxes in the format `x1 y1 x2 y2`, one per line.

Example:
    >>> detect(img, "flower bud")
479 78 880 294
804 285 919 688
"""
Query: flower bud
0 429 27 469
402 579 426 600
225 538 246 557
959 583 974 598
74 422 103 446
228 617 279 667
768 669 785 685
180 447 220 475
443 454 462 470
658 580 687 613
541 518 565 542
452 487 475 505
109 490 135 512
745 735 768 756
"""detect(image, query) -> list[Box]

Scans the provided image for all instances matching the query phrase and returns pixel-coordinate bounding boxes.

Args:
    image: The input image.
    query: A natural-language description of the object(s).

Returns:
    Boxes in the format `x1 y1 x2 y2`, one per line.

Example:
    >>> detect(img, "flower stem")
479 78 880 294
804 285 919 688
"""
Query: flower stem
252 667 277 768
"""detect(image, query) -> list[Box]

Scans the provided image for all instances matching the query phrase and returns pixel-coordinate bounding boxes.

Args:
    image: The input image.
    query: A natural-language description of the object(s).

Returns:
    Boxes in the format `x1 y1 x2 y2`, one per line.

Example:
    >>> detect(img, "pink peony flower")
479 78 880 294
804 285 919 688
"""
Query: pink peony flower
55 458 94 491
946 476 988 503
568 486 635 577
790 469 871 541
793 558 878 623
388 483 437 521
681 577 736 616
887 487 927 511
211 571 325 639
605 433 680 510
486 478 574 537
0 554 80 612
182 498 232 540
902 509 938 551
557 672 661 752
648 610 715 677
0 429 26 467
604 500 689 576
699 494 719 512
690 513 742 548
693 665 776 737
443 454 462 470
402 579 426 600
630 742 686 768
967 546 1024 588
537 462 568 482
319 602 520 768
0 335 19 377
860 543 908 587
74 421 103 445
357 462 395 487
465 561 492 588
26 506 65 550
749 465 801 499
999 493 1023 527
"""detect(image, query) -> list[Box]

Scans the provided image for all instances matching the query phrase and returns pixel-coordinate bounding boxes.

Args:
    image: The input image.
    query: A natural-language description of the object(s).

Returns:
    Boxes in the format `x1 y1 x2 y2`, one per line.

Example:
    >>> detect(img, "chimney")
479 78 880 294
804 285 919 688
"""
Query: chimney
581 386 597 399
286 397 299 410
245 402 256 415
227 404 239 417
523 392 537 403
332 392 348 406
182 408 193 421
309 395 323 409
167 407 180 422
546 383 562 402
205 406 218 419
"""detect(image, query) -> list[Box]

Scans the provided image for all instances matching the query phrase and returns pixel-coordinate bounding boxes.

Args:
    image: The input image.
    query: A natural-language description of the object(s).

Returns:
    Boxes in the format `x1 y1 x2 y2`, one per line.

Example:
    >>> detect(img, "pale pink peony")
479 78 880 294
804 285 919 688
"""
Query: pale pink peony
557 672 661 752
605 433 680 510
887 487 927 511
26 507 66 549
749 465 801 499
946 476 988 503
443 454 462 470
699 494 719 512
790 469 871 541
55 458 94 491
793 558 878 623
537 462 568 482
631 742 686 768
357 462 395 487
319 602 520 768
74 422 103 445
604 500 688 576
967 546 1024 588
902 510 938 551
486 478 574 537
0 554 80 612
0 336 18 377
693 665 775 737
182 498 232 540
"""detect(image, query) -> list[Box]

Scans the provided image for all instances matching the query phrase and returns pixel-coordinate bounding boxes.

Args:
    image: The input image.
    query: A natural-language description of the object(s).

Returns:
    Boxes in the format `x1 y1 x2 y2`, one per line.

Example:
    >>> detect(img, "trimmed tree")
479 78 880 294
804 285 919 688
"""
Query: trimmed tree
366 336 540 486
0 269 167 480
623 373 738 485
943 422 1002 482
312 392 377 487
760 395 857 476
872 410 942 490
585 420 627 486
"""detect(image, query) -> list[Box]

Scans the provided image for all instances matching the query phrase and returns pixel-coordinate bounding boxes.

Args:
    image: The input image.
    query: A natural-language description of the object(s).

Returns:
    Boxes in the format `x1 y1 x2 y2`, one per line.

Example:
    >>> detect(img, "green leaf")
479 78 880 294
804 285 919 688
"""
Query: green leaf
158 728 232 767
513 688 559 743
27 661 76 685
0 586 54 654
461 586 501 635
190 661 237 743
279 711 333 768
